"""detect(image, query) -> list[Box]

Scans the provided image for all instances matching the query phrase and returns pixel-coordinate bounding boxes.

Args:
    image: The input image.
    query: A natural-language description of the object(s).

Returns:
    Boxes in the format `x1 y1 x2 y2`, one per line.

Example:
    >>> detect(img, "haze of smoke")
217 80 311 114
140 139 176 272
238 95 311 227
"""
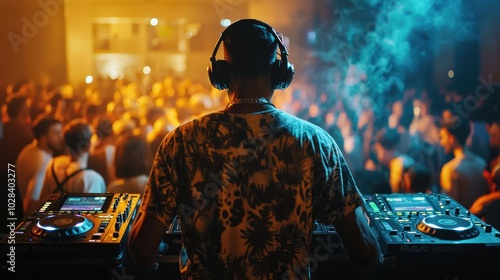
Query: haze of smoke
310 0 475 121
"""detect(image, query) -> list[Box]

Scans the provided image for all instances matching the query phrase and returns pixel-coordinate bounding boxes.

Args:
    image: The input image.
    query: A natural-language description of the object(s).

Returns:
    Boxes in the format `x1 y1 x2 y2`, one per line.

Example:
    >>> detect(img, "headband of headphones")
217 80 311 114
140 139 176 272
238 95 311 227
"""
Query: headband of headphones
207 18 294 90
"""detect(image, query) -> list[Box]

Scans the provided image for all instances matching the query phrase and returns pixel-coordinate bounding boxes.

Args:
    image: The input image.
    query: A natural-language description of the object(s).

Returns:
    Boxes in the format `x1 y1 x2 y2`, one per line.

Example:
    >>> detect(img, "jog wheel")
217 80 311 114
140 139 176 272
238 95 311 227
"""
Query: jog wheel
31 214 94 239
416 215 479 240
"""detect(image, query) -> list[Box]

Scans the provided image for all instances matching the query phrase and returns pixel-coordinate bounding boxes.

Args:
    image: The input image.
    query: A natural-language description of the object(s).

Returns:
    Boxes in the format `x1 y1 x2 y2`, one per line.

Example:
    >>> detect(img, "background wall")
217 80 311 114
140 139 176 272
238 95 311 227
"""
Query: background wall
0 0 67 88
0 0 499 104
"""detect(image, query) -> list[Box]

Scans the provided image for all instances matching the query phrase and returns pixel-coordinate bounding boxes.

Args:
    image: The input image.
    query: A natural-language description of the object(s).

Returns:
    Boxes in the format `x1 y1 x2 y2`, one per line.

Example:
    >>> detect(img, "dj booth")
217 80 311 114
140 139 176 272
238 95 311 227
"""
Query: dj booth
1 192 141 279
2 192 500 279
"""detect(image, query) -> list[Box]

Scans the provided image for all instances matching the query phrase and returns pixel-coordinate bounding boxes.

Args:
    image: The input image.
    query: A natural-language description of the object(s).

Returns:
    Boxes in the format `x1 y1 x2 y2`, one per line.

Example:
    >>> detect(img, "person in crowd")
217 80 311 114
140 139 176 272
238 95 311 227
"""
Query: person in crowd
337 110 364 174
388 100 404 130
443 105 490 164
406 138 441 193
45 91 66 123
0 87 33 232
470 164 500 230
439 118 489 209
485 118 500 181
37 118 106 203
17 115 64 215
107 134 152 194
357 105 376 168
393 100 414 155
0 94 34 167
146 114 176 159
402 164 432 193
409 97 441 146
88 115 118 185
143 107 166 137
128 19 380 279
366 126 415 193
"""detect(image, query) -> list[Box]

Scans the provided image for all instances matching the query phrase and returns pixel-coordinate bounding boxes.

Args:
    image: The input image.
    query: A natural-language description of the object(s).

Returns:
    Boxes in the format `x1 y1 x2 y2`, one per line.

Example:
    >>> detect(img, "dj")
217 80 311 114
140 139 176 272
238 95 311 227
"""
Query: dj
128 18 380 279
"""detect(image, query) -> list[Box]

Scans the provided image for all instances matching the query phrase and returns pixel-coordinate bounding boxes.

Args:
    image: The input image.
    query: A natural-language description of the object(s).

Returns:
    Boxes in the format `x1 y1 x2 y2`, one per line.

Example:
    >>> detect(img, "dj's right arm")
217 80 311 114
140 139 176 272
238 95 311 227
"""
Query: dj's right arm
332 206 381 267
128 131 178 270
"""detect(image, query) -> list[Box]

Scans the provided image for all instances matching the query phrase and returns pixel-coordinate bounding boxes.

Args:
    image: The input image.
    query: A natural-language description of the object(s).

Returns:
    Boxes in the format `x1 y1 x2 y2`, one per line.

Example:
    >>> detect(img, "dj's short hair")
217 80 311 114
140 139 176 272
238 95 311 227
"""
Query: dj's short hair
223 23 278 78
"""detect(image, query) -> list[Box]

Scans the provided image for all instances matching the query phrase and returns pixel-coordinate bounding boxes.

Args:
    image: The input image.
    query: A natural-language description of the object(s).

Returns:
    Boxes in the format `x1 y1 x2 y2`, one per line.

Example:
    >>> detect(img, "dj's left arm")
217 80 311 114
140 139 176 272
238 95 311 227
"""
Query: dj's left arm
128 210 168 270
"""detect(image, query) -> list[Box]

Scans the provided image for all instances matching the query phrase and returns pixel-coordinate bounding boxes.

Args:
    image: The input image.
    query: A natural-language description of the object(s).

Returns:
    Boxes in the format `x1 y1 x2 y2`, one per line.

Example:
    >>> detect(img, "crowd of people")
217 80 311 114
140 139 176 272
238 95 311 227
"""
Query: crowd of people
1 19 499 278
1 62 500 230
0 75 224 220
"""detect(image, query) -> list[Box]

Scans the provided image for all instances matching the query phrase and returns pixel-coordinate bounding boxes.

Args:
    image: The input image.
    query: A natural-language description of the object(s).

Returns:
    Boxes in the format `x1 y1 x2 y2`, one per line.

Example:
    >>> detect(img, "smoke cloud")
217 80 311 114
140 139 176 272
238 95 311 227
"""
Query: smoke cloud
305 0 476 124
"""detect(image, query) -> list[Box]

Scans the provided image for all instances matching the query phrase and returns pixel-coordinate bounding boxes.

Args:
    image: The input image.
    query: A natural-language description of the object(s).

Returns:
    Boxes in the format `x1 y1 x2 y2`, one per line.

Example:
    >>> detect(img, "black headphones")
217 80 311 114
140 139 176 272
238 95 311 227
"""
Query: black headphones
207 19 294 91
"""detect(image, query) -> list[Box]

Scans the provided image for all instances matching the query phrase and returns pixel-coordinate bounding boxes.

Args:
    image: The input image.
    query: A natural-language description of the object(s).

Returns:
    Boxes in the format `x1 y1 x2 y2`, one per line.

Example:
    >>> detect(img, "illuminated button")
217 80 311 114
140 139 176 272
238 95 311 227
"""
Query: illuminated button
91 233 102 240
485 225 493 233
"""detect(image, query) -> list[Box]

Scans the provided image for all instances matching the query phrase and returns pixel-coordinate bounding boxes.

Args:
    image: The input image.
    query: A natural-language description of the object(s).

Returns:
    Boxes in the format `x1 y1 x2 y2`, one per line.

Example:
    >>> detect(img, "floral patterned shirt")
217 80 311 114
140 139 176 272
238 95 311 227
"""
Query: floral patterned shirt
142 108 364 279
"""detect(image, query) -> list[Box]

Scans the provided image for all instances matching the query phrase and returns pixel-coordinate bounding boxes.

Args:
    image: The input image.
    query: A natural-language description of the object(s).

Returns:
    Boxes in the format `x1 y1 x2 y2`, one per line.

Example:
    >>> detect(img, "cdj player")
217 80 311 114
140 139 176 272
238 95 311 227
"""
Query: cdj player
363 193 500 271
1 192 141 278
139 193 500 279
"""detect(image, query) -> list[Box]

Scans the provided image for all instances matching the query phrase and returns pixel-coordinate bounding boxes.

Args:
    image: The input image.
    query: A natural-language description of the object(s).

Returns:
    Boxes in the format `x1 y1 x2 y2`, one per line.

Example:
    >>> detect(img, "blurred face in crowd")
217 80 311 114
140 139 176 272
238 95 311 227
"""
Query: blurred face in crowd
392 101 403 117
442 109 454 122
489 123 500 150
439 127 454 154
45 123 65 154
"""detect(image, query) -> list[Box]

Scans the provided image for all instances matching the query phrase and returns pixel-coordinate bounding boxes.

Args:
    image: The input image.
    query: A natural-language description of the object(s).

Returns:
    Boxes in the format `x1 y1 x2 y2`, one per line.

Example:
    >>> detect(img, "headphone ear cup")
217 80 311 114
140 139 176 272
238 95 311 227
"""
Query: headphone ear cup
208 60 231 90
271 60 294 90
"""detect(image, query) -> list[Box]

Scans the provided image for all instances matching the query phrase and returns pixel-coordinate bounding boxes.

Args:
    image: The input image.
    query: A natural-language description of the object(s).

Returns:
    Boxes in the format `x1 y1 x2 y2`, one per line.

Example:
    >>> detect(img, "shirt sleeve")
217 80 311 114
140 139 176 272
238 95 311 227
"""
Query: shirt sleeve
313 139 364 225
142 130 179 227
